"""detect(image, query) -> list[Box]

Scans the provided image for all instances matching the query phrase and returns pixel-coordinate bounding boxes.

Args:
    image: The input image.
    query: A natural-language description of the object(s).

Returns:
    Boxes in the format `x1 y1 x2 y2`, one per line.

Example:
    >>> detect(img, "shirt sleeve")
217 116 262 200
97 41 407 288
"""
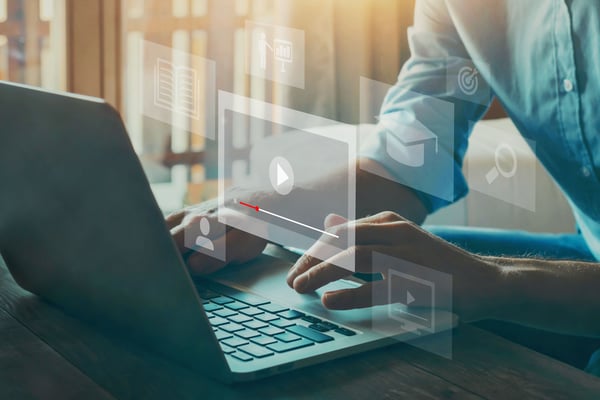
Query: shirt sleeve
359 0 493 213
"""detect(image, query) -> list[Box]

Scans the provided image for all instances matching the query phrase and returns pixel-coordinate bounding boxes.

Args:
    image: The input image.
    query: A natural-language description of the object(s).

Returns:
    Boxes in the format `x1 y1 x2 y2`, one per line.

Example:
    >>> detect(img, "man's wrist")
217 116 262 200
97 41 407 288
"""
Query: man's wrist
481 256 528 321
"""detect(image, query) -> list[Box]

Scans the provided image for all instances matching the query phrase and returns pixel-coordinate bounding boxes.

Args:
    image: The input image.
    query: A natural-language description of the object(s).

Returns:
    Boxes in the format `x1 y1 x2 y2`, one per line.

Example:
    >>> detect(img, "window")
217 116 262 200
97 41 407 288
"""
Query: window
0 0 66 90
121 0 267 211
1 1 425 213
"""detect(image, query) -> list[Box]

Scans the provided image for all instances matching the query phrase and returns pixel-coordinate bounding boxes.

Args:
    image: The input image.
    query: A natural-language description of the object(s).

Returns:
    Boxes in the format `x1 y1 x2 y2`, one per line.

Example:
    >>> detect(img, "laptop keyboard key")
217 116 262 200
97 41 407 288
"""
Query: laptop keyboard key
334 327 357 336
203 303 222 312
222 337 249 348
243 320 268 330
238 343 274 358
220 323 245 333
309 323 330 332
319 321 339 330
224 301 249 311
259 303 289 314
214 329 233 341
267 338 314 353
209 316 229 326
211 296 234 305
227 292 270 306
288 325 334 343
274 332 301 343
271 319 295 329
250 335 277 346
220 344 236 354
301 315 322 324
258 326 285 336
240 307 264 317
213 308 237 318
255 313 279 323
236 329 261 340
278 310 305 320
228 314 252 324
230 352 253 362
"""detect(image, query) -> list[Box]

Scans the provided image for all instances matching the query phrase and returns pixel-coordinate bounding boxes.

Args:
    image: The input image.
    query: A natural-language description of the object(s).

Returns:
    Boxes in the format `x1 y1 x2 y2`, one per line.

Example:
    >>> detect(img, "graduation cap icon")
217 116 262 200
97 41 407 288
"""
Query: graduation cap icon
377 116 438 168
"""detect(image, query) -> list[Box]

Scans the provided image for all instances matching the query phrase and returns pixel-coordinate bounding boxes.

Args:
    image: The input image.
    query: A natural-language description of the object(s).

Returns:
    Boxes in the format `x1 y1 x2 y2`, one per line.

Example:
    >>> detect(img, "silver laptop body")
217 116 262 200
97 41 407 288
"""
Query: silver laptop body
0 81 456 382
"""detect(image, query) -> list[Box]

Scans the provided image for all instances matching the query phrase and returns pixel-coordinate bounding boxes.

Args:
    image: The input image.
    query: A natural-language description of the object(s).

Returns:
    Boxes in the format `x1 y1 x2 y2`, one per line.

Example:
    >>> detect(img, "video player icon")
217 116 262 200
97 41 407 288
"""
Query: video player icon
269 156 294 195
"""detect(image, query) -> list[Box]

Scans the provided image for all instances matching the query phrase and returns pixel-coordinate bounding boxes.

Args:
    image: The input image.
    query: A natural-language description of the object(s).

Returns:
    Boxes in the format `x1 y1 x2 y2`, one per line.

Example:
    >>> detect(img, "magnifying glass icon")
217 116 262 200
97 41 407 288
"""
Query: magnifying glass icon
485 143 518 184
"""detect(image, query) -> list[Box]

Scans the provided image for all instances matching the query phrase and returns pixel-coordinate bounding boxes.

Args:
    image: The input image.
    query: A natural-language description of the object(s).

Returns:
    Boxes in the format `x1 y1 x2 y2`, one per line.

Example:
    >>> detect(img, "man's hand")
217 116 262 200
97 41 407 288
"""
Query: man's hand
287 211 505 322
166 199 267 275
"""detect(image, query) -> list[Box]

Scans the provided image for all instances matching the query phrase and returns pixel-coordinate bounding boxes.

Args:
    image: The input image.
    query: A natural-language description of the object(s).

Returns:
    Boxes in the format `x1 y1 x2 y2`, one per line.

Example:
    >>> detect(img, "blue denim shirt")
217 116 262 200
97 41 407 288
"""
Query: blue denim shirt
360 0 600 260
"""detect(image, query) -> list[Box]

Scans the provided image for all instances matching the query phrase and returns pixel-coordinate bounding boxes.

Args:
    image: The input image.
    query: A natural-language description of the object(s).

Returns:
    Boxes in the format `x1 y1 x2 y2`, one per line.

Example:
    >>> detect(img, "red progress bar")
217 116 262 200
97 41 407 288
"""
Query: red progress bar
239 201 259 212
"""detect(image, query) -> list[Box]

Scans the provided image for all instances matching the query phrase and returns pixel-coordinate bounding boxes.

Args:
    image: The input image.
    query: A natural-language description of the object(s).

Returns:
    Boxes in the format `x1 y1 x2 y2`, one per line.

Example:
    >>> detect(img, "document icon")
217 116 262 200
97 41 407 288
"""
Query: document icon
380 117 438 168
154 58 200 120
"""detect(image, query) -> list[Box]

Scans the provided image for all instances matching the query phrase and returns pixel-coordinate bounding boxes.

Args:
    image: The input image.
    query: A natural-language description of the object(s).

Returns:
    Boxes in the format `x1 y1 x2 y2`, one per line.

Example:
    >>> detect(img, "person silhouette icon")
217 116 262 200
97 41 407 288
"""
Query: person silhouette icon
258 31 272 70
195 217 215 251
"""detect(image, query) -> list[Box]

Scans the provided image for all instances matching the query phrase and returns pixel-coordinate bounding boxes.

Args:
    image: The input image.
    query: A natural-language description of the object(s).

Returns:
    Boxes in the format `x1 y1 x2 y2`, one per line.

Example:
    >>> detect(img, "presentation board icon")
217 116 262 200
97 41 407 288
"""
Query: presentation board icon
246 21 305 88
141 40 216 139
273 39 293 72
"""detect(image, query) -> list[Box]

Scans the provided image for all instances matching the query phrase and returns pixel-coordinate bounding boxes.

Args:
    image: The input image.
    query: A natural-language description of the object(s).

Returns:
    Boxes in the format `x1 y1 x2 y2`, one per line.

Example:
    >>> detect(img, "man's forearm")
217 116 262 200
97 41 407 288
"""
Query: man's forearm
489 256 600 337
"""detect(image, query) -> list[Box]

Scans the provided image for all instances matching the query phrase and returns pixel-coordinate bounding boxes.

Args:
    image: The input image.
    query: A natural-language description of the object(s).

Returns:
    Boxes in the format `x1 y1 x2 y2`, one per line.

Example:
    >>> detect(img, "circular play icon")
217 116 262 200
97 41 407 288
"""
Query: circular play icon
269 156 294 195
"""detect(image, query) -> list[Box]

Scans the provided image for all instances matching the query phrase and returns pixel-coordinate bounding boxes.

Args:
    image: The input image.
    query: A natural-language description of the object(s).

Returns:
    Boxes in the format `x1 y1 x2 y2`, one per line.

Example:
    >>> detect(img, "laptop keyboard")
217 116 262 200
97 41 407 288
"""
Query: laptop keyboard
197 285 357 363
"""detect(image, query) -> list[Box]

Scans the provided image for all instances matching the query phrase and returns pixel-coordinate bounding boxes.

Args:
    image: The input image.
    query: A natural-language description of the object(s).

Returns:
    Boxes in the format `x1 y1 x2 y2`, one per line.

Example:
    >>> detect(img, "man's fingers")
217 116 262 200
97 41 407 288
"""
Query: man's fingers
165 209 186 229
324 213 347 229
186 235 228 275
354 220 417 246
321 282 385 310
225 229 268 264
170 224 188 254
359 211 405 224
292 260 351 294
288 211 409 280
291 245 398 293
185 229 266 275
286 252 323 287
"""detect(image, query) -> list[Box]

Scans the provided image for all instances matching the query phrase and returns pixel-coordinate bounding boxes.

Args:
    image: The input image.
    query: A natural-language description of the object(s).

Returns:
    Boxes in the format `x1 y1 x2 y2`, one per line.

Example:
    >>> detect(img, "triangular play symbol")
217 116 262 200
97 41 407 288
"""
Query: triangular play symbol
276 163 289 186
406 291 415 305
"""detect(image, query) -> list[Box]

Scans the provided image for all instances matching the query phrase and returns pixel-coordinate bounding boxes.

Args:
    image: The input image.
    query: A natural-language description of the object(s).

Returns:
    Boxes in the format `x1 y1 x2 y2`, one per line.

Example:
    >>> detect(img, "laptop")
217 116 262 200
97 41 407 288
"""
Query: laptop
0 81 457 383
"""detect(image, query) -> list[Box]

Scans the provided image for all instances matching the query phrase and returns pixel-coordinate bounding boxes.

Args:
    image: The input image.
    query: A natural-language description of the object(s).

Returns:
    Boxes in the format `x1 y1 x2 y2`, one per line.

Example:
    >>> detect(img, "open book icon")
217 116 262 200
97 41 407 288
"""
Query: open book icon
153 58 200 120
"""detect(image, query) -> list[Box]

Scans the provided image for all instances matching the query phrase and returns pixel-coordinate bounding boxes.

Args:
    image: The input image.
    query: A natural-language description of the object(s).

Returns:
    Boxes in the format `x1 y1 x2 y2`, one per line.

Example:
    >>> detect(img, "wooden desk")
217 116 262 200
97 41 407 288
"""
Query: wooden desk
1 259 600 400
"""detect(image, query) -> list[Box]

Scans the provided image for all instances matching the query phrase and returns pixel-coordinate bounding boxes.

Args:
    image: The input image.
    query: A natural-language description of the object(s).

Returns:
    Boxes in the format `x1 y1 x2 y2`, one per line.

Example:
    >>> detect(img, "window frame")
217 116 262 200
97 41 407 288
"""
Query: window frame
66 0 121 109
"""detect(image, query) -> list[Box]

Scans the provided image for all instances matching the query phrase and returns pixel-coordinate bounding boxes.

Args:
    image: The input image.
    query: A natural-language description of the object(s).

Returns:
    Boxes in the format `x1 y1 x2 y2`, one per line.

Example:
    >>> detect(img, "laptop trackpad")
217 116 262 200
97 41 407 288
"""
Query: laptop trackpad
208 252 397 331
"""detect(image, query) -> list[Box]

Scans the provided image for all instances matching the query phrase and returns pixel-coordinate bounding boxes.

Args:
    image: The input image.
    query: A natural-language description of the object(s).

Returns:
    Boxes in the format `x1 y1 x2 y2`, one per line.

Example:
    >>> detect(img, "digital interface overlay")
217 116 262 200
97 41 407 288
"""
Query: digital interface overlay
218 91 357 271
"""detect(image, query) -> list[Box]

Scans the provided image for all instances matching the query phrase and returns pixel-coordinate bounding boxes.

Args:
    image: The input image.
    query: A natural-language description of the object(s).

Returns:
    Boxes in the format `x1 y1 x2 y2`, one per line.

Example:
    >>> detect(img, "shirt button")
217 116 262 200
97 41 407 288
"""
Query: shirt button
582 166 591 177
563 79 574 92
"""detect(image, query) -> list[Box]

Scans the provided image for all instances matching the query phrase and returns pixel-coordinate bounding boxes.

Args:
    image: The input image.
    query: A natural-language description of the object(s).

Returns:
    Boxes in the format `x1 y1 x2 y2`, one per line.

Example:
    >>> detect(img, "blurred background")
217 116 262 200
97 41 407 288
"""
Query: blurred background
0 0 575 233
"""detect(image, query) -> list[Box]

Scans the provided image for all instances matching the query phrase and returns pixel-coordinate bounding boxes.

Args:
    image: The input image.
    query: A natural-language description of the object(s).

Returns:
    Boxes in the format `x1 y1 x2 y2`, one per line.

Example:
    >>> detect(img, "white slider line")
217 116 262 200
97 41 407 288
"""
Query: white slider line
239 201 339 239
